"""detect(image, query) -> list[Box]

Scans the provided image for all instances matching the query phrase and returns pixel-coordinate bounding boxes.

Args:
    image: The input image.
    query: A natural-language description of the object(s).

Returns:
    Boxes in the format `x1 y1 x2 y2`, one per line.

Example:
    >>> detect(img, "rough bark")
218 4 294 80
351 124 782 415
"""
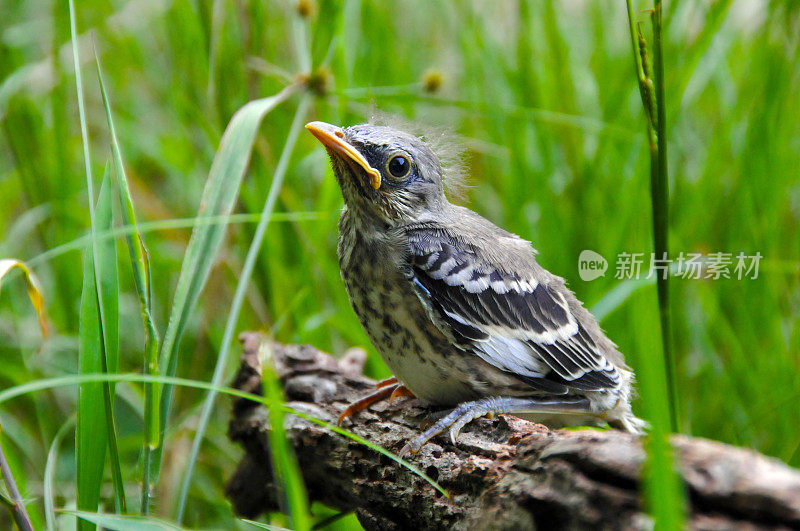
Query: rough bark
226 332 800 530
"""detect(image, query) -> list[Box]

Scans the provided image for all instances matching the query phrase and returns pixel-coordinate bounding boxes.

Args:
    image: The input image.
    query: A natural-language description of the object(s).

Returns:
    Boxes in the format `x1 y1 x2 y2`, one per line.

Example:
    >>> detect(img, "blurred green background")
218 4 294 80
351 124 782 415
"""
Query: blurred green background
1 0 798 528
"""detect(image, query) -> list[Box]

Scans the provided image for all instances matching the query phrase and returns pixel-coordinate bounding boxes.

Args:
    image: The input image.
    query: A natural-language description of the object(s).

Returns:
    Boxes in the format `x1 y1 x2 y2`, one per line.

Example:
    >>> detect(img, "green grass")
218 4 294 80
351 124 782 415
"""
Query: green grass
1 0 799 529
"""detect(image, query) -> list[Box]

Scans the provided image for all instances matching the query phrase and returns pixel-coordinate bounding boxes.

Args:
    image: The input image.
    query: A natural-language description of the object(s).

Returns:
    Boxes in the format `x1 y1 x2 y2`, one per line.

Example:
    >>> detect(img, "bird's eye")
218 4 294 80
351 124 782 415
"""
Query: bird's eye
387 155 410 179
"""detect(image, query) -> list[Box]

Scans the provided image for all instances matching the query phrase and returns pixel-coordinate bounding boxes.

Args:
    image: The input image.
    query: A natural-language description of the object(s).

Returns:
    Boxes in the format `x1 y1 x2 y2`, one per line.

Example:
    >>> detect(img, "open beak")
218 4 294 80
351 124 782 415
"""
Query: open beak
305 121 381 190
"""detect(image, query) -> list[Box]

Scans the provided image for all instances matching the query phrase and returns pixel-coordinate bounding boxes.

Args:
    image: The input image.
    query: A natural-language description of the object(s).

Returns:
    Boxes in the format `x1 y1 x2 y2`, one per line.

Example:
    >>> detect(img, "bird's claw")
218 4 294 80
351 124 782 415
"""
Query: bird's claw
399 396 595 456
398 420 466 457
399 407 471 457
398 442 415 458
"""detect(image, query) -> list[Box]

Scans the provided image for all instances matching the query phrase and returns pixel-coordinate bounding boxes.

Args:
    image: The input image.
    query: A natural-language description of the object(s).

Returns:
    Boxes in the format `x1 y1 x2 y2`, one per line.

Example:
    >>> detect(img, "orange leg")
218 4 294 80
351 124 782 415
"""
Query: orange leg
337 378 415 426
389 385 414 405
375 376 399 389
337 385 397 426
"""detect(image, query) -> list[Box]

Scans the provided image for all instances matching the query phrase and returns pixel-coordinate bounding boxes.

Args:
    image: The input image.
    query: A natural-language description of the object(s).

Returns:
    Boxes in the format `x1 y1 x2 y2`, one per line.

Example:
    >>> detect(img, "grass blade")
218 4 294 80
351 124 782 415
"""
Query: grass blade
259 342 311 530
76 172 125 524
285 410 448 499
76 237 107 530
0 259 47 337
70 0 103 522
70 1 125 520
634 293 686 526
44 417 75 531
94 47 159 514
0 373 447 498
591 277 654 322
66 511 185 531
146 81 300 512
175 95 312 523
27 212 328 270
241 520 291 530
95 170 126 513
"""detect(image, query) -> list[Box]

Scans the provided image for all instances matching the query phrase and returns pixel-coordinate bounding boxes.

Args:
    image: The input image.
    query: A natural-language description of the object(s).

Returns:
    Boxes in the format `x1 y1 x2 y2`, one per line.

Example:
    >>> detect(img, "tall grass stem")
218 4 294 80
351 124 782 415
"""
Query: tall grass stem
651 0 678 434
625 0 686 526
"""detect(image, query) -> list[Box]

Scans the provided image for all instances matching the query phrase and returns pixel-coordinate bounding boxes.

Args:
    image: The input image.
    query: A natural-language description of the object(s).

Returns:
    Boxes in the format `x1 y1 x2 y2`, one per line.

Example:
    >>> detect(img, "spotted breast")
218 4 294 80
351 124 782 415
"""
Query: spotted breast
337 207 481 405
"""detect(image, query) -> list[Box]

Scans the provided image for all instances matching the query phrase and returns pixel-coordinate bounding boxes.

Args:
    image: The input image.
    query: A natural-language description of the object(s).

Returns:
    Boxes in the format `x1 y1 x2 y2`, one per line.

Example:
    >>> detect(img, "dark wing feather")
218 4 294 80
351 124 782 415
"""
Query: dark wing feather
407 229 619 392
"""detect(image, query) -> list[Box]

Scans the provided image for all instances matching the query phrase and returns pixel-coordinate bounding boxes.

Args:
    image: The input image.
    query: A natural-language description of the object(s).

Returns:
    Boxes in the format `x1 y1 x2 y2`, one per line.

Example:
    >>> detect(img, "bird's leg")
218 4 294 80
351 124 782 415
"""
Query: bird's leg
389 385 414 404
337 377 416 426
375 376 399 388
338 385 397 426
399 396 592 456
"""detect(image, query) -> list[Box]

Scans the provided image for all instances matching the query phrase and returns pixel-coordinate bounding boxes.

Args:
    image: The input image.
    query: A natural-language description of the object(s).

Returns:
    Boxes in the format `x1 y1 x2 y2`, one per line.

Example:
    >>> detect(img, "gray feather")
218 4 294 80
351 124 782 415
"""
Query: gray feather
405 205 622 391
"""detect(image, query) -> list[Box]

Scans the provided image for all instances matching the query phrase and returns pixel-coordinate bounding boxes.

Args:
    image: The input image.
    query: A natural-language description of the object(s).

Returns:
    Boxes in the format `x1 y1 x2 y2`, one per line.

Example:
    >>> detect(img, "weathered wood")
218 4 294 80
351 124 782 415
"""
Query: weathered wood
226 332 800 530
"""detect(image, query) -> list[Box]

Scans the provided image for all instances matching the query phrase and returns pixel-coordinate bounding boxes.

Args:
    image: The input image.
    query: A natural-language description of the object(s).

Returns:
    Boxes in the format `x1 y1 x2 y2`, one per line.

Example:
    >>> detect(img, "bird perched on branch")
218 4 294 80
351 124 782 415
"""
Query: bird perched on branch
306 120 646 455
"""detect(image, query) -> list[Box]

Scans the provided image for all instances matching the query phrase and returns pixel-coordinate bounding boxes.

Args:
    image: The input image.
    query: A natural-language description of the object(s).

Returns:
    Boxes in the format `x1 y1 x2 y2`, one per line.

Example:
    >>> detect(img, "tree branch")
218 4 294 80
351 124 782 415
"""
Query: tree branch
226 332 800 530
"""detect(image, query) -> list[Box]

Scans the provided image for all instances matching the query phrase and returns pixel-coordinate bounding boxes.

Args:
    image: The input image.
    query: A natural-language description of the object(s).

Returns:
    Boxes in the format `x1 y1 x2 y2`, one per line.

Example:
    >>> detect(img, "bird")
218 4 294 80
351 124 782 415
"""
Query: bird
305 120 646 455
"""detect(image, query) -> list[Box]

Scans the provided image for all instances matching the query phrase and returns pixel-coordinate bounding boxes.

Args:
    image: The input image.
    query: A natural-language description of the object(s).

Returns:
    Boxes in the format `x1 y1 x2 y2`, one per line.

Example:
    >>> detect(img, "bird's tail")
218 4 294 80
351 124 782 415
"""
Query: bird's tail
603 368 649 435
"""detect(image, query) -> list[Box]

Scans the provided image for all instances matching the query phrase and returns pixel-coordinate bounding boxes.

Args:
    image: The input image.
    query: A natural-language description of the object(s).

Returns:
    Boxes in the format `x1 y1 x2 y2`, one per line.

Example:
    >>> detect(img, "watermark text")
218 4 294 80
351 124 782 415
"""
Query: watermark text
578 250 762 281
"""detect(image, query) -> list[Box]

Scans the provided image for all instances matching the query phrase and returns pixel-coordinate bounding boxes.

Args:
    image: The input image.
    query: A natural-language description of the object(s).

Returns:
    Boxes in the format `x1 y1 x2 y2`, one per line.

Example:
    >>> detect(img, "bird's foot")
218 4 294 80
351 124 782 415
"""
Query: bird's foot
399 396 591 457
337 376 415 426
389 384 414 404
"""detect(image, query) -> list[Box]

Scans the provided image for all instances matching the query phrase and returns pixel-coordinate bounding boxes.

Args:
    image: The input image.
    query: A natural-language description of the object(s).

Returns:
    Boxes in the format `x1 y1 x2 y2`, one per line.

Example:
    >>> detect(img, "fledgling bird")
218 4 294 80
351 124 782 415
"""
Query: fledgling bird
306 120 646 455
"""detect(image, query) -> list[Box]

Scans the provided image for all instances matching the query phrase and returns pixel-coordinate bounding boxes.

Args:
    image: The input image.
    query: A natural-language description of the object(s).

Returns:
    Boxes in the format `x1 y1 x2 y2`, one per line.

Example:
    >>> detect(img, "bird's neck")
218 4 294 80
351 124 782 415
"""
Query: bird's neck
341 200 392 233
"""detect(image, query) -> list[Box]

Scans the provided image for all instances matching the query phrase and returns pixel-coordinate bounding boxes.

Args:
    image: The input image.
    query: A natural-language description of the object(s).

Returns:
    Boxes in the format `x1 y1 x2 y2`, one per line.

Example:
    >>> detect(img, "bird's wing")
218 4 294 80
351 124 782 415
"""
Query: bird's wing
405 225 620 391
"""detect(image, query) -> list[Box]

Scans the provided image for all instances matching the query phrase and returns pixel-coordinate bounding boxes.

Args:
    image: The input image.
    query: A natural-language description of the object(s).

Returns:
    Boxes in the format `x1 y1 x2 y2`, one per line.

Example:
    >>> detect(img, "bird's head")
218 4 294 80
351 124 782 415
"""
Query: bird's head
306 121 448 224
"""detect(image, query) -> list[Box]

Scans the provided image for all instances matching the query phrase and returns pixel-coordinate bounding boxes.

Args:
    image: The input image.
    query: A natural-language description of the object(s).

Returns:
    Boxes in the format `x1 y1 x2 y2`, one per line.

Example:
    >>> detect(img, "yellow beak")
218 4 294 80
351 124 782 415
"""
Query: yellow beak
305 121 382 190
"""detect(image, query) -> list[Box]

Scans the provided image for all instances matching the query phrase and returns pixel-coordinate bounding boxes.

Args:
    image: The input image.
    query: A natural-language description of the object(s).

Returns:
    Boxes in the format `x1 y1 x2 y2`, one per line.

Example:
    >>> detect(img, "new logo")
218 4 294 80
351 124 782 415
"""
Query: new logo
578 250 607 281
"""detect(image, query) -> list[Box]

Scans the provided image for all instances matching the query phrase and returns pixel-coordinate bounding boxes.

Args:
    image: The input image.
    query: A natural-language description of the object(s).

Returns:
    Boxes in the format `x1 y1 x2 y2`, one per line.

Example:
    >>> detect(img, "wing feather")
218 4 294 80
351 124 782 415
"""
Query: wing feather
407 231 619 392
